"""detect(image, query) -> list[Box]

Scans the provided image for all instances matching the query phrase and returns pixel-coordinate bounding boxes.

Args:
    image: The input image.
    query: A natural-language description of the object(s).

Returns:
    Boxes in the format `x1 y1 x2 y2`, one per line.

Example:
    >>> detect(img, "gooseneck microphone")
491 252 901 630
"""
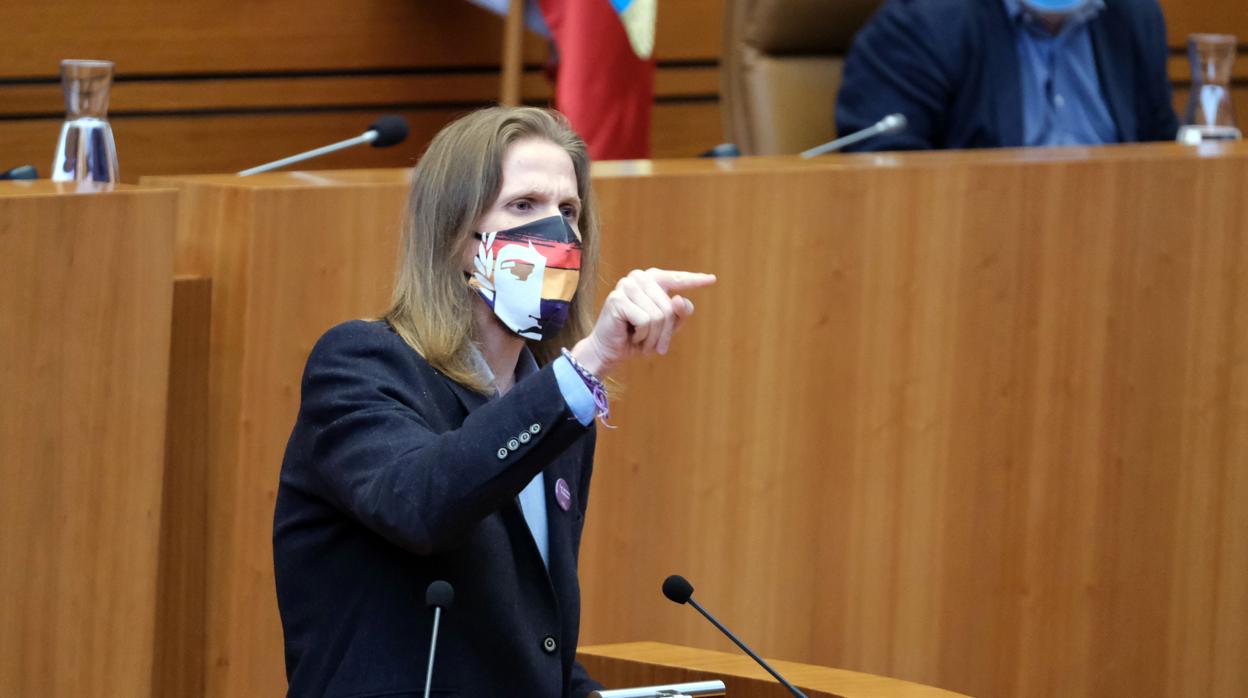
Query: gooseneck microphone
800 113 908 158
662 575 807 698
237 114 410 176
423 580 454 698
0 165 38 180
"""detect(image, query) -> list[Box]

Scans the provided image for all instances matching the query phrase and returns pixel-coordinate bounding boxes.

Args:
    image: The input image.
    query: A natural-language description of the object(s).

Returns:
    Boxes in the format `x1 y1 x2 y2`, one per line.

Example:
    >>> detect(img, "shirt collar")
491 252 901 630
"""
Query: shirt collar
1001 0 1105 28
467 341 539 397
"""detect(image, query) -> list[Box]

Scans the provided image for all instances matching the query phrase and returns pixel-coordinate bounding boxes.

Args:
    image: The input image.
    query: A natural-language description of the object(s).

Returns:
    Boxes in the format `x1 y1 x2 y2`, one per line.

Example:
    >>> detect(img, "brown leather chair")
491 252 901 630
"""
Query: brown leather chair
721 0 882 155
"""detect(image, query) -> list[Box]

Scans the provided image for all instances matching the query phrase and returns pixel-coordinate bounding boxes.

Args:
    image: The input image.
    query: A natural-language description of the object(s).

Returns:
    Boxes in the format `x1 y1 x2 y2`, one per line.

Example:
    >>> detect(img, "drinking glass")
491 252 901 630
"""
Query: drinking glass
1177 34 1241 144
52 59 119 183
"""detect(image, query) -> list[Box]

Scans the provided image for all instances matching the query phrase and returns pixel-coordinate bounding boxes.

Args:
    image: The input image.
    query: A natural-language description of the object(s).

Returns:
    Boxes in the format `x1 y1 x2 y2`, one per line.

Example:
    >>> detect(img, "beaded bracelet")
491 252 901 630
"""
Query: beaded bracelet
561 348 613 428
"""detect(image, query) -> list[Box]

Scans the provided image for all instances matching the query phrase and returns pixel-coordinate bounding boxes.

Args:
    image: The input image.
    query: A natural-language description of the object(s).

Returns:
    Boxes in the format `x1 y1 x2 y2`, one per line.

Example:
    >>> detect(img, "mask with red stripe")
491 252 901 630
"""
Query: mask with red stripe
468 215 582 341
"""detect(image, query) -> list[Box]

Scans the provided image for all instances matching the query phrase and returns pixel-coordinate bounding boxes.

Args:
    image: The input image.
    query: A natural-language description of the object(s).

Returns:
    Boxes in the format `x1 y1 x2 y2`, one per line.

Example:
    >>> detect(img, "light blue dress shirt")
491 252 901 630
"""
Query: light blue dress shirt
506 351 596 569
1002 0 1120 146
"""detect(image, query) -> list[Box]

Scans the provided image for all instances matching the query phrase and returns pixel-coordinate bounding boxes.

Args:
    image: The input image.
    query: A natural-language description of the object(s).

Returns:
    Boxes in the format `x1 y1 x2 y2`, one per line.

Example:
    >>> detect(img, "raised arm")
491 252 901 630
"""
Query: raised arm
292 321 591 555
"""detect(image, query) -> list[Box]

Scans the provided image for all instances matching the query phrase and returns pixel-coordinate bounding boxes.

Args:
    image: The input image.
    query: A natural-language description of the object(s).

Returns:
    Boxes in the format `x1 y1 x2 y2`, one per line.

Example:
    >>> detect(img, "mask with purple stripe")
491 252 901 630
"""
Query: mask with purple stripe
469 215 582 341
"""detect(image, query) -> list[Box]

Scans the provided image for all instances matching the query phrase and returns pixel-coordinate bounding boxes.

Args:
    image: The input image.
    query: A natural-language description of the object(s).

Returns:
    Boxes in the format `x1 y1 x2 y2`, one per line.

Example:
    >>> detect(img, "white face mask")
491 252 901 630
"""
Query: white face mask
468 215 582 341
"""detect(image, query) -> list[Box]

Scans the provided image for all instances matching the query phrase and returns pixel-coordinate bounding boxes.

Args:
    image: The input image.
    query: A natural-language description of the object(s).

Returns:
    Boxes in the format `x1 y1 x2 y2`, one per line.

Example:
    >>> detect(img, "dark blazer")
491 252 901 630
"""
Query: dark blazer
274 320 603 698
835 0 1179 151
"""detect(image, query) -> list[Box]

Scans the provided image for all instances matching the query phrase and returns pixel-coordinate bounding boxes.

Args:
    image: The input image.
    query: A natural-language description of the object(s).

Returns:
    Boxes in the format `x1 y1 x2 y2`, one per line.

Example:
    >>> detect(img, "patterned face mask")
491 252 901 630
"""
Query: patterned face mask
468 215 582 341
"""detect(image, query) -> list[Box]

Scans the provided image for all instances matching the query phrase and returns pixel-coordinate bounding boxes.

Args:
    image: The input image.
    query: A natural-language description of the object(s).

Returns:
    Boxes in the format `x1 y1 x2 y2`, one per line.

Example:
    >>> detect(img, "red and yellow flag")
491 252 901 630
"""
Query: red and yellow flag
537 0 657 160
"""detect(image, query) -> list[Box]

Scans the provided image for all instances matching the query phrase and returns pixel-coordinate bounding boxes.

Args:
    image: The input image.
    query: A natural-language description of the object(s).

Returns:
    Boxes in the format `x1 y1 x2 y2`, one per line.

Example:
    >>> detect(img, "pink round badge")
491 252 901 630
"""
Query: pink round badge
554 478 573 511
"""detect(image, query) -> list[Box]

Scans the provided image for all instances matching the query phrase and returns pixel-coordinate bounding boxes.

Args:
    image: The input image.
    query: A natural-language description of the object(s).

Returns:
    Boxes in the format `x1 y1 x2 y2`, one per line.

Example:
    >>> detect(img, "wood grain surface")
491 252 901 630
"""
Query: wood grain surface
0 0 724 179
147 142 1248 697
579 642 970 698
581 142 1248 698
152 277 213 698
142 172 413 697
0 182 177 696
0 101 724 183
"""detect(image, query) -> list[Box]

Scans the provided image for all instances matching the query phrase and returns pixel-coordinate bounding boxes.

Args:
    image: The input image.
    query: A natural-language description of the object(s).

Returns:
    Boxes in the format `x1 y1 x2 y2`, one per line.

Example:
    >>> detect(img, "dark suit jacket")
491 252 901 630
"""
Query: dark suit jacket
274 320 603 697
835 0 1179 151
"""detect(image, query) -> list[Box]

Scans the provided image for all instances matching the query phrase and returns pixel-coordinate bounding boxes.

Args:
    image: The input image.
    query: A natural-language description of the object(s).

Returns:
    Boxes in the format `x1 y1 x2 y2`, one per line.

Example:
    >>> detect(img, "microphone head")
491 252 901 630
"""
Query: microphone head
0 164 38 180
425 580 454 609
368 115 409 148
662 575 694 604
879 113 908 135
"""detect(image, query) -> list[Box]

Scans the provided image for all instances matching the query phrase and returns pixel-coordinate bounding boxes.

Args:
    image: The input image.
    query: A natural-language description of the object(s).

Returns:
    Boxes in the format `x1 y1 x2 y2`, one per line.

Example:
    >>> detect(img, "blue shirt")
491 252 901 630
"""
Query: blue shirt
1002 0 1120 146
496 350 596 569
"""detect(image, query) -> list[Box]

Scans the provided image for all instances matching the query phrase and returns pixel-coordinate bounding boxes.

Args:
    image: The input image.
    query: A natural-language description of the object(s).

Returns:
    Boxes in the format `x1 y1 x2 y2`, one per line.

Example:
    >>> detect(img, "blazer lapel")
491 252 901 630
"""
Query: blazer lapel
445 377 490 416
1089 12 1136 141
986 0 1024 147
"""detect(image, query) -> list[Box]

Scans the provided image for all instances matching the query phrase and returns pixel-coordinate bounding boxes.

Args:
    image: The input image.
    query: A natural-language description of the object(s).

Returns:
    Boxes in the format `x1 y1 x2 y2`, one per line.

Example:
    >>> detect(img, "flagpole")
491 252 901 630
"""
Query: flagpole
500 0 525 106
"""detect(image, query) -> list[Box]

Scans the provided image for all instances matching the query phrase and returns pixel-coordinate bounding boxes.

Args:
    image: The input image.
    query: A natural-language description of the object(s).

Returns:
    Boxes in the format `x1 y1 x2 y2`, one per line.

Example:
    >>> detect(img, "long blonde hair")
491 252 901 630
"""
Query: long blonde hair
383 107 600 393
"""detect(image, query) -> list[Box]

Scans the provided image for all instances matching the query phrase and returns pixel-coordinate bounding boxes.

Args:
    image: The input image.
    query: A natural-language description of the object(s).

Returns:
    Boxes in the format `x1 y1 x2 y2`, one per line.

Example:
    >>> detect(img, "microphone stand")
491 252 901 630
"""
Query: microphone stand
238 132 379 176
800 114 908 158
685 597 807 698
423 604 444 698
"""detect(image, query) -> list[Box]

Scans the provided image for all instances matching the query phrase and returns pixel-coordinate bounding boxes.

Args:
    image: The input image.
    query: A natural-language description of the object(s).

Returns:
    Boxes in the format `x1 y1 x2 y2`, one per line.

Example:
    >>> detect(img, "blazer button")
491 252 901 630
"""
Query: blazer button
496 447 508 460
518 431 531 444
507 438 520 451
529 423 541 435
542 635 557 654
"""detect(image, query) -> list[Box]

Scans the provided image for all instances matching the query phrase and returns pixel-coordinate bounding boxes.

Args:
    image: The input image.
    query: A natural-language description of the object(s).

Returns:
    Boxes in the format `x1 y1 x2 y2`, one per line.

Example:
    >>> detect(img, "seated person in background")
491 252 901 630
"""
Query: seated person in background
835 0 1180 151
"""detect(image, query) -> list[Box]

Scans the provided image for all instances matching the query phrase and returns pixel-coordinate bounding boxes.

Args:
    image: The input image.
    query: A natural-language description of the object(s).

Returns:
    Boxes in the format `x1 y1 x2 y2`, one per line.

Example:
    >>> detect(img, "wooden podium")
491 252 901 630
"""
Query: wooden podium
579 642 970 697
0 182 176 696
147 142 1248 698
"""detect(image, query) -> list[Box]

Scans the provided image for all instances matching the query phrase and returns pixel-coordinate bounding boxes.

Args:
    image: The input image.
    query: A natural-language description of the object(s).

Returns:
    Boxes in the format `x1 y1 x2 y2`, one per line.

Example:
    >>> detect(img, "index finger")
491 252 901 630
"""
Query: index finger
650 270 717 293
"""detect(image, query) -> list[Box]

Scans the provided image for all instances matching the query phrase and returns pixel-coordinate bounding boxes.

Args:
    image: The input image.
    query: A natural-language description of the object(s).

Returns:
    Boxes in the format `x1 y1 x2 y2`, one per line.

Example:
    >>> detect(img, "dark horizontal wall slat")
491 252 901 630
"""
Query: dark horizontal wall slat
0 66 719 119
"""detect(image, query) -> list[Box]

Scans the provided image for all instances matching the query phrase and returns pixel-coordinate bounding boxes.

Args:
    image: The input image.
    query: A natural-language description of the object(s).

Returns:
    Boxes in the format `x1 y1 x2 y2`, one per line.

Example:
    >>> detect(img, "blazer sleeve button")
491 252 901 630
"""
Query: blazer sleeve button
529 423 541 435
496 447 509 460
542 636 557 654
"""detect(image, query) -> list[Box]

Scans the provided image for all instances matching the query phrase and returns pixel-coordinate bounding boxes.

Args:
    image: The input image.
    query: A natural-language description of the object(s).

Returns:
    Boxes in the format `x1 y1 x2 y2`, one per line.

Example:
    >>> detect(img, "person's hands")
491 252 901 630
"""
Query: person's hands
570 268 716 379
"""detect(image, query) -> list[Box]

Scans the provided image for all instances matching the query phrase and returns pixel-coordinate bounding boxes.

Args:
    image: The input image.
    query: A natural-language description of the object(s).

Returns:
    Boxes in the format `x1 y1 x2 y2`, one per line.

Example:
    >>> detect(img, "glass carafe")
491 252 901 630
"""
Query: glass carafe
1177 34 1241 144
52 59 119 183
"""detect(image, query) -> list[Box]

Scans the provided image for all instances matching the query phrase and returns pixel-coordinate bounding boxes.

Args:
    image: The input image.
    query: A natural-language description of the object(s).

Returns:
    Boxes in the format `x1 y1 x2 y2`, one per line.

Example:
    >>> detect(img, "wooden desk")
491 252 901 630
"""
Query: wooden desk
578 641 969 698
145 170 412 697
148 141 1248 698
0 182 176 696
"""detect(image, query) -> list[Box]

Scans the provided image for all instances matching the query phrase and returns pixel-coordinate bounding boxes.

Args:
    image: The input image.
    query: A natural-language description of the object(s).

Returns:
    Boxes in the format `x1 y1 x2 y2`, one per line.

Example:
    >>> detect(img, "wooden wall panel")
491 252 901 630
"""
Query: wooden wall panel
0 0 722 78
653 102 726 159
1 106 726 183
0 60 723 181
0 182 176 697
0 1 541 77
1 111 459 182
0 0 723 181
1160 0 1248 45
579 144 1248 698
